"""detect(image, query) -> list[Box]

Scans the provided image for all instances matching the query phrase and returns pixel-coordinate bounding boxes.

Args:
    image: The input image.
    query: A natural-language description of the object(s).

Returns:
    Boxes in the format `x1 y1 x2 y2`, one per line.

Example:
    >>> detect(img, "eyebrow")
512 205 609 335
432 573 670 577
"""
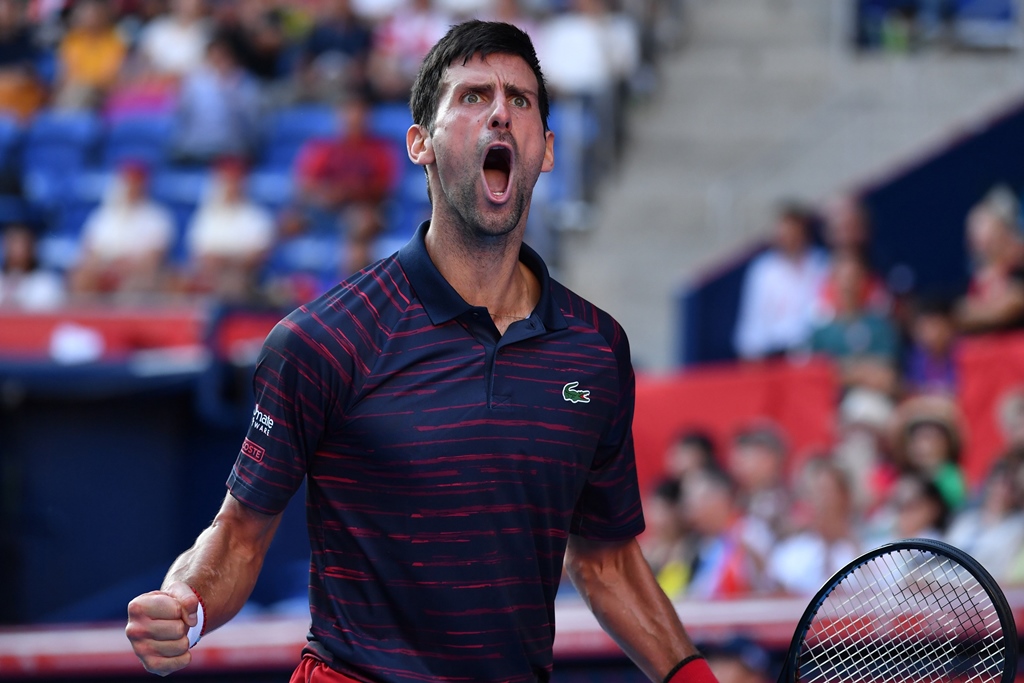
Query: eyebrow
455 80 538 101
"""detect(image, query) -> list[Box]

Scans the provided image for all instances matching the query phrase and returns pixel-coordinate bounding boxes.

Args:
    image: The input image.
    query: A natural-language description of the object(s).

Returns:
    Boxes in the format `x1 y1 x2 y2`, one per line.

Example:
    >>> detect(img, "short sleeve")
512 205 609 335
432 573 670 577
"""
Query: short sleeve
226 315 344 515
569 319 645 540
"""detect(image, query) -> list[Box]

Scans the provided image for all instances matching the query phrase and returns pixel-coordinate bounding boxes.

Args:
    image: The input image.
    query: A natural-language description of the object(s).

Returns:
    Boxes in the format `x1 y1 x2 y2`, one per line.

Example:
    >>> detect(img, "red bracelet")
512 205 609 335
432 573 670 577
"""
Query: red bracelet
665 654 718 683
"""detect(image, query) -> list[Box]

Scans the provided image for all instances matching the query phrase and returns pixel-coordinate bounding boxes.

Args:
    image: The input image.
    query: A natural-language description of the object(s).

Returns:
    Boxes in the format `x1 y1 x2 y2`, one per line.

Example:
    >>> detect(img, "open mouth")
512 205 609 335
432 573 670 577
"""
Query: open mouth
482 146 512 199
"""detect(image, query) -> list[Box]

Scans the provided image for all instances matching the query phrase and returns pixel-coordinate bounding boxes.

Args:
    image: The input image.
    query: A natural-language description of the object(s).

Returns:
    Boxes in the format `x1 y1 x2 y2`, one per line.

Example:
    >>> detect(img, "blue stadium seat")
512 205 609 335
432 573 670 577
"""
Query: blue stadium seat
247 169 294 211
150 168 209 206
71 169 114 204
260 105 339 171
264 232 342 279
23 168 70 213
0 194 29 224
370 102 413 145
101 113 175 169
22 109 102 174
0 114 23 171
954 0 1021 47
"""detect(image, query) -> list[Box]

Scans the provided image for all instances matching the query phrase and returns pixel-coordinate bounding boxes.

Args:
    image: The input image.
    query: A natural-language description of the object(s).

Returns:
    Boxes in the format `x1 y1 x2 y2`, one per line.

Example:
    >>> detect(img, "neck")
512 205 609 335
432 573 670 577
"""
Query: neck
424 221 539 330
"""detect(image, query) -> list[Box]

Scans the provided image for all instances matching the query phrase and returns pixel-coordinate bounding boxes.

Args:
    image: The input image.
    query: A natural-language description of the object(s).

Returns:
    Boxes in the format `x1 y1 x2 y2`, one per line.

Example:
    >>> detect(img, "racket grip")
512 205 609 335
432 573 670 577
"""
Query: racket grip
664 654 718 683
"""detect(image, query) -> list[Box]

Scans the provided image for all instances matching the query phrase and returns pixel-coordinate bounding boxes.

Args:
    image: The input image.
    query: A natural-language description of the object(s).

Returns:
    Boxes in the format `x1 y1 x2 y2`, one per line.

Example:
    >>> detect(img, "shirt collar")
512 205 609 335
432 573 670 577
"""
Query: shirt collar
398 221 567 331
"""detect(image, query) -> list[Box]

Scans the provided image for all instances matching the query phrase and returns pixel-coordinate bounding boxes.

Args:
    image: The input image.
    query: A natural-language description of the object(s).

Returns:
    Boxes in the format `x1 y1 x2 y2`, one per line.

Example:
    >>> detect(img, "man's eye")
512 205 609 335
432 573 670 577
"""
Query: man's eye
511 96 528 108
464 93 480 104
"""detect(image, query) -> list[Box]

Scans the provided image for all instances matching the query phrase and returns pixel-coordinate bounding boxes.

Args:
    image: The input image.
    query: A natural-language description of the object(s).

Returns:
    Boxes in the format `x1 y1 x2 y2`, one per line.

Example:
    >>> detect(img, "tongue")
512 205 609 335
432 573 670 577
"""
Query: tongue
484 168 509 196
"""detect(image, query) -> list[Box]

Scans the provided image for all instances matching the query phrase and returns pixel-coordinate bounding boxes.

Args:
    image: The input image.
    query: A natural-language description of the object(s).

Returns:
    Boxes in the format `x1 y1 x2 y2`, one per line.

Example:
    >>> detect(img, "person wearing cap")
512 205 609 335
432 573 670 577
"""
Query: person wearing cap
181 157 275 301
69 160 175 296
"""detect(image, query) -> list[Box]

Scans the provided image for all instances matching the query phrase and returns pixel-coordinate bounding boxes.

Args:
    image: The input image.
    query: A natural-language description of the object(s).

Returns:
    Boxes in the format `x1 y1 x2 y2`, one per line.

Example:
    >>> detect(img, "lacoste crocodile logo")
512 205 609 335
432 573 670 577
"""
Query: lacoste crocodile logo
562 381 591 404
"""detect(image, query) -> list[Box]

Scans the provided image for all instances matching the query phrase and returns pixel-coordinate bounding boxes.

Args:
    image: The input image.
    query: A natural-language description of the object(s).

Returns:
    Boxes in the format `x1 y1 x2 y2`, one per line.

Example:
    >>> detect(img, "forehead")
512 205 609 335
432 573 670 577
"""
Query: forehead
440 52 539 93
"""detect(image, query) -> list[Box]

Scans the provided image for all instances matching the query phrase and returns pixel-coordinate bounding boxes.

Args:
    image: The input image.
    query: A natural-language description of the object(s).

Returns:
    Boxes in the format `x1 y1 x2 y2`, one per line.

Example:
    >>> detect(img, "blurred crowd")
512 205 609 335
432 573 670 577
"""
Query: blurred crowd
642 188 1024 598
0 0 685 309
854 0 1021 52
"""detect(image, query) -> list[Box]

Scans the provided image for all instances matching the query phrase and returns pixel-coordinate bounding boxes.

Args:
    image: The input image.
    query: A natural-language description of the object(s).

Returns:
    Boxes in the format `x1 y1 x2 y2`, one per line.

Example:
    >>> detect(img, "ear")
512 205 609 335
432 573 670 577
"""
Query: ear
407 124 434 167
541 129 554 174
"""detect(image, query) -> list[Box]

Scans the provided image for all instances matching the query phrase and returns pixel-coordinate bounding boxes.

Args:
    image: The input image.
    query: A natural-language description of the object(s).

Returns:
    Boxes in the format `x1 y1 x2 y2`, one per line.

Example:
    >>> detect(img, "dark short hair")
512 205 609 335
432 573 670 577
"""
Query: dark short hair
672 429 717 465
733 421 787 457
409 20 550 134
776 199 814 227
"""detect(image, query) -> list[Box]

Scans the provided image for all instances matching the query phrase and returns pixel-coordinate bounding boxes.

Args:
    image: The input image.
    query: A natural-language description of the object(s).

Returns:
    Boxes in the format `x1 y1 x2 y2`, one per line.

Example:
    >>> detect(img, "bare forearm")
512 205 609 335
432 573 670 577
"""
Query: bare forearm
163 496 281 633
565 536 699 682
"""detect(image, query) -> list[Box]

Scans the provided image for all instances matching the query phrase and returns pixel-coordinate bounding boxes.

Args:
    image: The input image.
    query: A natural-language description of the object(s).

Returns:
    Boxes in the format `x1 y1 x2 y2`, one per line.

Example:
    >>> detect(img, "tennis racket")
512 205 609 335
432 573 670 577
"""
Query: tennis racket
777 537 1018 683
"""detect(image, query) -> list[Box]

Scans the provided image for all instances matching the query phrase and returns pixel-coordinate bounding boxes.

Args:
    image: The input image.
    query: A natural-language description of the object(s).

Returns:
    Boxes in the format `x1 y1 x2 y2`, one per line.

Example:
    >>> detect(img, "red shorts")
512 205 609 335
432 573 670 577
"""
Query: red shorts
289 655 362 683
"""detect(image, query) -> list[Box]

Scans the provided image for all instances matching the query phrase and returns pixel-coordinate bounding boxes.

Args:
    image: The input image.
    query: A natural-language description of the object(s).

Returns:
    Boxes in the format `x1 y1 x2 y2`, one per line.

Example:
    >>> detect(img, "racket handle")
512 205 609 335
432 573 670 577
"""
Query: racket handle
664 654 718 683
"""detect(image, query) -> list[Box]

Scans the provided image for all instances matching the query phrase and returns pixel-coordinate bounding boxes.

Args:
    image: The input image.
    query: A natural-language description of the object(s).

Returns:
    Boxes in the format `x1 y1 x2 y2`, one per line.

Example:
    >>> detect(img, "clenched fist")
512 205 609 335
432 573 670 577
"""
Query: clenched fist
125 581 200 676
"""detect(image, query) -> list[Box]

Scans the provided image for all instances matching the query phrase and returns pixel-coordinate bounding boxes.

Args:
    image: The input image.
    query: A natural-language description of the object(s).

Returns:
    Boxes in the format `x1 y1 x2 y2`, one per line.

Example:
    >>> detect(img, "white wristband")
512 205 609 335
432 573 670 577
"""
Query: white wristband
187 599 205 649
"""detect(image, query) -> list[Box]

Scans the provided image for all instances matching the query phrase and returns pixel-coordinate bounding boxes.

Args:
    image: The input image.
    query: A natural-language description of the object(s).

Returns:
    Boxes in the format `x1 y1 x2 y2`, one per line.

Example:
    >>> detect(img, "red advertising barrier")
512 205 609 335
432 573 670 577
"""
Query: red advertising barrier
3 590 1023 679
632 359 840 496
957 331 1024 487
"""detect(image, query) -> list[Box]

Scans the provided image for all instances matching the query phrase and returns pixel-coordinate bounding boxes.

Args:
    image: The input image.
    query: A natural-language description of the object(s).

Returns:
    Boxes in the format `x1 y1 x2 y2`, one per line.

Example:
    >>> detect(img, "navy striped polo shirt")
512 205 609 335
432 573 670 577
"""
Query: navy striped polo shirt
227 221 645 682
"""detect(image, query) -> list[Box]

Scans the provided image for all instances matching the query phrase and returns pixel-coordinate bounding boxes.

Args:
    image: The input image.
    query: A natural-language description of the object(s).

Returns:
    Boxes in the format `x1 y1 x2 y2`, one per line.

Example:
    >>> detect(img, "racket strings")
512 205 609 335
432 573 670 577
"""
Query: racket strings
797 549 1005 683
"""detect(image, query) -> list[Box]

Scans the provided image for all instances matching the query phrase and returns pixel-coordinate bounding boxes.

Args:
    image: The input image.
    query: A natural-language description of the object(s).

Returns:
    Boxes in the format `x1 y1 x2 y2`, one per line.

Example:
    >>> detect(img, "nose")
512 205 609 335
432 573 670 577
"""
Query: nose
489 99 510 130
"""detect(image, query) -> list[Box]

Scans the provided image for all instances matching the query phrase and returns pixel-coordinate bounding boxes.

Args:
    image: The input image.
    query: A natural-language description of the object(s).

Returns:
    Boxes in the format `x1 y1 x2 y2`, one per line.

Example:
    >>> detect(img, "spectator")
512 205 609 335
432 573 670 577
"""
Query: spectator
0 222 65 310
69 161 174 296
137 0 211 80
54 0 127 110
901 293 959 398
484 0 540 37
816 193 889 320
291 0 373 104
704 636 771 683
733 201 829 360
640 477 691 600
663 429 718 483
833 388 899 516
946 458 1024 584
810 252 901 400
170 36 263 165
537 0 639 179
955 186 1024 334
682 467 762 598
350 0 405 25
181 157 275 301
766 458 860 596
997 386 1024 452
367 0 451 102
434 0 491 21
868 471 951 544
726 421 792 565
293 91 399 275
212 0 288 83
895 398 966 511
0 0 45 120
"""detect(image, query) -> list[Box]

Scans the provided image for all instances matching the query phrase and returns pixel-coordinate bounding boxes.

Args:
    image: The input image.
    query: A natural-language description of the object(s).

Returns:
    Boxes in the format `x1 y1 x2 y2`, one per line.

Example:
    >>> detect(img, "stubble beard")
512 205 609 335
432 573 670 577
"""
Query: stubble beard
443 179 529 252
434 134 534 252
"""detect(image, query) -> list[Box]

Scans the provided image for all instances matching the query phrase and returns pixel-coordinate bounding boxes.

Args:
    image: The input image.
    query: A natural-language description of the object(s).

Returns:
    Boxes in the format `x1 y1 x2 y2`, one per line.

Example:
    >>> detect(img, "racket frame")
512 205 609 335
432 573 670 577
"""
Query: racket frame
776 537 1019 683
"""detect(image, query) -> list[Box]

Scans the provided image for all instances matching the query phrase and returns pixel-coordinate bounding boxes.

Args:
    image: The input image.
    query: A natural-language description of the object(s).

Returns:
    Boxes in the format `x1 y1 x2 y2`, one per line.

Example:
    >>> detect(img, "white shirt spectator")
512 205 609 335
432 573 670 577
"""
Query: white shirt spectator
733 247 829 359
138 14 211 77
536 11 613 96
0 270 65 310
80 191 174 262
350 0 405 23
187 198 274 260
946 509 1024 583
766 533 859 596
